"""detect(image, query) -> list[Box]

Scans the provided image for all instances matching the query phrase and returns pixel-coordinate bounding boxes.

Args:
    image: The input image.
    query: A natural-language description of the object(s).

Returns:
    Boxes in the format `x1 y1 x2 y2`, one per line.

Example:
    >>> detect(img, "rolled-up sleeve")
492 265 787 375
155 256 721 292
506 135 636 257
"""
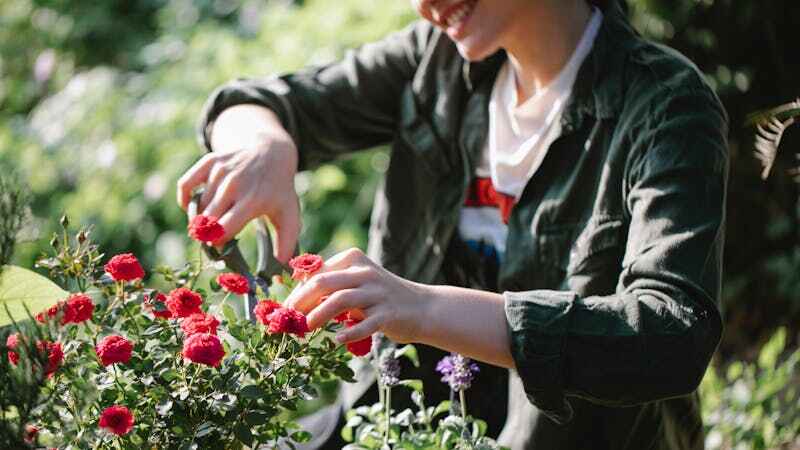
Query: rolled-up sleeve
505 88 728 424
196 20 433 169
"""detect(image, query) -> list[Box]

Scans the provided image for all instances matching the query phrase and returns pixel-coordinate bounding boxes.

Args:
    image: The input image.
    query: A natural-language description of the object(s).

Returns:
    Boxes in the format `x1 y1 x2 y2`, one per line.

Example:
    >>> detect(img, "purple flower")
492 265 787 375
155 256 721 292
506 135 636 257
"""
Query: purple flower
435 353 479 391
378 353 401 387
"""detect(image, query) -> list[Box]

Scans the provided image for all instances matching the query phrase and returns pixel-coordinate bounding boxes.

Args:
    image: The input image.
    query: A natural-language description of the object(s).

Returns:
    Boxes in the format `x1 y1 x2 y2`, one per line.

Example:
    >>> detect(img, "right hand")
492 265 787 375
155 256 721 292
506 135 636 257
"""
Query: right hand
176 106 301 263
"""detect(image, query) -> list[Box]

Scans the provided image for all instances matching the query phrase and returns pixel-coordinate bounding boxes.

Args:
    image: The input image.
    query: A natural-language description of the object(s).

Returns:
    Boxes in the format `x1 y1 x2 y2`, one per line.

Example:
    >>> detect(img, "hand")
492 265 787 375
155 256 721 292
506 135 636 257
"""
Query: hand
176 106 300 262
284 248 432 345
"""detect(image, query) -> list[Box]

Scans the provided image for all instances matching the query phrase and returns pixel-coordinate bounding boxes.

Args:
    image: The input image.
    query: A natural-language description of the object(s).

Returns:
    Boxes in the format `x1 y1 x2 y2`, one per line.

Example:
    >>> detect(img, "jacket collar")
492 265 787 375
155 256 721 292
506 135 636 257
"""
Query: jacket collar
462 0 636 132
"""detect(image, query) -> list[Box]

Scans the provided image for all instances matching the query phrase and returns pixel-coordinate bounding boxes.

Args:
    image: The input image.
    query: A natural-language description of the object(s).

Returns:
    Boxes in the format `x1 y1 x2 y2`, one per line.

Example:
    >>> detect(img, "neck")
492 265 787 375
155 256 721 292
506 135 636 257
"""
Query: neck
503 1 593 104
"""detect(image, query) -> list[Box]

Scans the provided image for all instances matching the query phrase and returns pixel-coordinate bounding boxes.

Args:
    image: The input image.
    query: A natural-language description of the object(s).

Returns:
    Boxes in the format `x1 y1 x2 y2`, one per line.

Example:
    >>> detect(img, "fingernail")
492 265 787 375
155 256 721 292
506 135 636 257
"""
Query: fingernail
335 333 346 343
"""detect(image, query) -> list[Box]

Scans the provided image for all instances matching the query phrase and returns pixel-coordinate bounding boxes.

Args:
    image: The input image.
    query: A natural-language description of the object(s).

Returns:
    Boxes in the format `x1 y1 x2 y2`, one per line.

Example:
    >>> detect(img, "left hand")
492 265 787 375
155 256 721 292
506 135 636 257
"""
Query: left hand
284 248 431 345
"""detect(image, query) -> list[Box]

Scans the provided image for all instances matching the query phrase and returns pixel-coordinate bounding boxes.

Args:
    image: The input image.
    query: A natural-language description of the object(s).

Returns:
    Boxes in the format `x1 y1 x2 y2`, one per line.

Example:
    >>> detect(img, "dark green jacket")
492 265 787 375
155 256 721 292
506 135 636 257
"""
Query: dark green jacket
199 2 727 448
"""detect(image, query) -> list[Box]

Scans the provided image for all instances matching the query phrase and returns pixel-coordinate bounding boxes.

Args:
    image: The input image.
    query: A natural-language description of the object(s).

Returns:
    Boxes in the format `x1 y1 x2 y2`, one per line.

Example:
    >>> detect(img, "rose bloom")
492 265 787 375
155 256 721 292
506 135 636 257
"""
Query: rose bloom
288 253 324 281
36 341 63 378
104 253 145 282
344 320 372 357
24 424 38 443
144 292 173 319
95 335 133 367
98 405 134 436
165 287 203 318
188 215 225 244
216 273 250 295
181 313 220 336
253 299 281 326
182 333 225 367
64 293 94 324
268 307 309 338
6 333 19 365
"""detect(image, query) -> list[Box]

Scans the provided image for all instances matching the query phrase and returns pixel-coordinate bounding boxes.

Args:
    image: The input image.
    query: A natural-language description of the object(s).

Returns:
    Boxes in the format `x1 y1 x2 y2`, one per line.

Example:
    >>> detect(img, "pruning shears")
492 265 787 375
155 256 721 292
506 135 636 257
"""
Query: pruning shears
188 191 292 322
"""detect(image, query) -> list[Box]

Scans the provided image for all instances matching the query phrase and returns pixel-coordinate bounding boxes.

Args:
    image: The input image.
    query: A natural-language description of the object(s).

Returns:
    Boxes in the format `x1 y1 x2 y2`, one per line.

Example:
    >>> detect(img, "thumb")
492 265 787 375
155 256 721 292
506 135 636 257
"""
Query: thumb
271 196 301 264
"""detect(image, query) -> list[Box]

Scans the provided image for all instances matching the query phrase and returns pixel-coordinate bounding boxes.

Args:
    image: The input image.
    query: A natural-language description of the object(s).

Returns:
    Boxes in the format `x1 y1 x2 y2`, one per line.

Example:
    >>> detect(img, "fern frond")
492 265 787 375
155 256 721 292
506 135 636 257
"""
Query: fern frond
750 98 800 180
746 98 800 126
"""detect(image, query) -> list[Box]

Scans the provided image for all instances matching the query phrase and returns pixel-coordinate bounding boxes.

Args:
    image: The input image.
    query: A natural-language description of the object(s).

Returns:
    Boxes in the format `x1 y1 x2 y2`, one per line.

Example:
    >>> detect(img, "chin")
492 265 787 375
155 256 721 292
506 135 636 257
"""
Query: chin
454 40 497 62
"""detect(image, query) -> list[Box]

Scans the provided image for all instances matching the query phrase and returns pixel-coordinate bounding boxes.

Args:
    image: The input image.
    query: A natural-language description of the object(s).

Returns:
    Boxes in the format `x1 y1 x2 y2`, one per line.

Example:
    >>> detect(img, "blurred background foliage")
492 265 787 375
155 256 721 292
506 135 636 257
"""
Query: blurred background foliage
0 0 798 447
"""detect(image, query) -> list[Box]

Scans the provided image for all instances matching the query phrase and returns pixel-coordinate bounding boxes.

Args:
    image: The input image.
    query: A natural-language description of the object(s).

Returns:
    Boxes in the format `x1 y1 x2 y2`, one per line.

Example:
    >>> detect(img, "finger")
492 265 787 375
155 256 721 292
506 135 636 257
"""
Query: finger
306 288 375 330
319 247 370 273
335 313 383 344
271 197 301 264
199 166 226 212
202 176 236 219
177 154 216 210
285 266 370 314
216 200 253 245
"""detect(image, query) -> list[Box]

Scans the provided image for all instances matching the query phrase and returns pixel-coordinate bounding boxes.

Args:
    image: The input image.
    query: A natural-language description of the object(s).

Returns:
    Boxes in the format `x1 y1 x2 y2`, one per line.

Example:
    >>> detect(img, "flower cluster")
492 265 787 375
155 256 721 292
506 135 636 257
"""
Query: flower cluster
436 353 480 392
7 216 357 448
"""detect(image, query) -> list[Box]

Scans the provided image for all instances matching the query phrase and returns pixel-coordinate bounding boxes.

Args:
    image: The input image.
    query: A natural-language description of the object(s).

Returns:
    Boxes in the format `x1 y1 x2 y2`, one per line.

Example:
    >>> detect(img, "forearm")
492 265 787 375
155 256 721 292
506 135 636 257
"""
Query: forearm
419 284 514 369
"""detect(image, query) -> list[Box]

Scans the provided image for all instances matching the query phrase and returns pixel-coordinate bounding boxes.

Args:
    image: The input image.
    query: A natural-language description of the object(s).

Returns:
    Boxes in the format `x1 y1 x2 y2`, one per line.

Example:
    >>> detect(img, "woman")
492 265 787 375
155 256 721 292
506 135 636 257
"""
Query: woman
178 0 728 448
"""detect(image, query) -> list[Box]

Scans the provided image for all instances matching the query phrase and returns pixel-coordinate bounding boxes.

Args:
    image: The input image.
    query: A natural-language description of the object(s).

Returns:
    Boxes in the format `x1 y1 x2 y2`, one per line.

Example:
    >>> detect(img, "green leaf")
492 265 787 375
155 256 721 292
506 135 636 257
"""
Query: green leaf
394 344 420 367
244 411 270 426
233 422 254 446
222 304 238 324
0 265 69 326
758 328 786 370
398 379 423 392
290 431 312 443
239 384 266 399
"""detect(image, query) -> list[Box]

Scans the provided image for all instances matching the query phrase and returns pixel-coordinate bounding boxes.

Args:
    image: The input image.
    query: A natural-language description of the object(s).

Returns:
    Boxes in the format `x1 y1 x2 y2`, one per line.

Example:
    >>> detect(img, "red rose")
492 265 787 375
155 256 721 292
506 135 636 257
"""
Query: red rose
64 293 94 324
289 253 324 281
181 313 220 336
98 405 134 436
144 292 173 319
24 424 38 443
344 320 372 357
36 341 63 378
253 299 281 326
188 215 225 244
216 273 250 295
165 287 203 318
182 333 225 367
6 333 19 365
104 253 145 282
267 307 309 338
95 335 133 367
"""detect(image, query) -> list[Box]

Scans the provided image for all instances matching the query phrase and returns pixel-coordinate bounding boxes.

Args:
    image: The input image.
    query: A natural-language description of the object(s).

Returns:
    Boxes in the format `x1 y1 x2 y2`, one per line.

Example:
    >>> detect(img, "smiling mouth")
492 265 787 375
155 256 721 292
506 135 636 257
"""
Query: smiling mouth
438 0 478 33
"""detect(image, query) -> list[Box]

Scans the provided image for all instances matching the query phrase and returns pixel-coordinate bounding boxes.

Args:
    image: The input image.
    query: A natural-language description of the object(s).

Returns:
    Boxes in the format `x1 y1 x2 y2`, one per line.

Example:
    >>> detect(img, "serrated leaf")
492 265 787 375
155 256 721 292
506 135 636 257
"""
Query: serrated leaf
0 265 69 326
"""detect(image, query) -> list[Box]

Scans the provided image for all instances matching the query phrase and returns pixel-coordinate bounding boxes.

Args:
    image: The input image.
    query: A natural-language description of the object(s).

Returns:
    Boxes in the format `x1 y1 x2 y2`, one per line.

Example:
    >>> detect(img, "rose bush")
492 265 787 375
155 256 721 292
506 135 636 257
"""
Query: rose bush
2 217 362 449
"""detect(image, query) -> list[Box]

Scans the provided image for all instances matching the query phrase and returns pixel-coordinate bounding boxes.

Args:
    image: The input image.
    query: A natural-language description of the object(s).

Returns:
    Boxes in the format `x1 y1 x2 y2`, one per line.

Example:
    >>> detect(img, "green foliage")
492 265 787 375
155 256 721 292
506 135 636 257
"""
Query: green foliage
0 167 28 267
701 328 800 449
343 343 505 450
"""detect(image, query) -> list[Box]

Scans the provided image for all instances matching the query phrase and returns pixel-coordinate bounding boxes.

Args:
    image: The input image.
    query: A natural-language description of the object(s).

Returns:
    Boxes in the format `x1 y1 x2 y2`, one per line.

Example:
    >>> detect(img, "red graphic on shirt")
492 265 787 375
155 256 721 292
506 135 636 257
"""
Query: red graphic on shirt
464 178 516 224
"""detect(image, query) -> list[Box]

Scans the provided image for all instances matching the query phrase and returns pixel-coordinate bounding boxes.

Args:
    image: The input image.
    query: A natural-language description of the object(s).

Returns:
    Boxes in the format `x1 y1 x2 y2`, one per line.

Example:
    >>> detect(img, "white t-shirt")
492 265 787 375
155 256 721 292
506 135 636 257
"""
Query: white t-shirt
458 7 603 259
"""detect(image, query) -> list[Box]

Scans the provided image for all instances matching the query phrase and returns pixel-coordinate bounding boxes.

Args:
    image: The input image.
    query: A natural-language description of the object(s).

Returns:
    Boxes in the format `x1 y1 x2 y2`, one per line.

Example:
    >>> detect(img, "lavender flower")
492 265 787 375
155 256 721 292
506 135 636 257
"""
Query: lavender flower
435 353 479 391
378 353 401 387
